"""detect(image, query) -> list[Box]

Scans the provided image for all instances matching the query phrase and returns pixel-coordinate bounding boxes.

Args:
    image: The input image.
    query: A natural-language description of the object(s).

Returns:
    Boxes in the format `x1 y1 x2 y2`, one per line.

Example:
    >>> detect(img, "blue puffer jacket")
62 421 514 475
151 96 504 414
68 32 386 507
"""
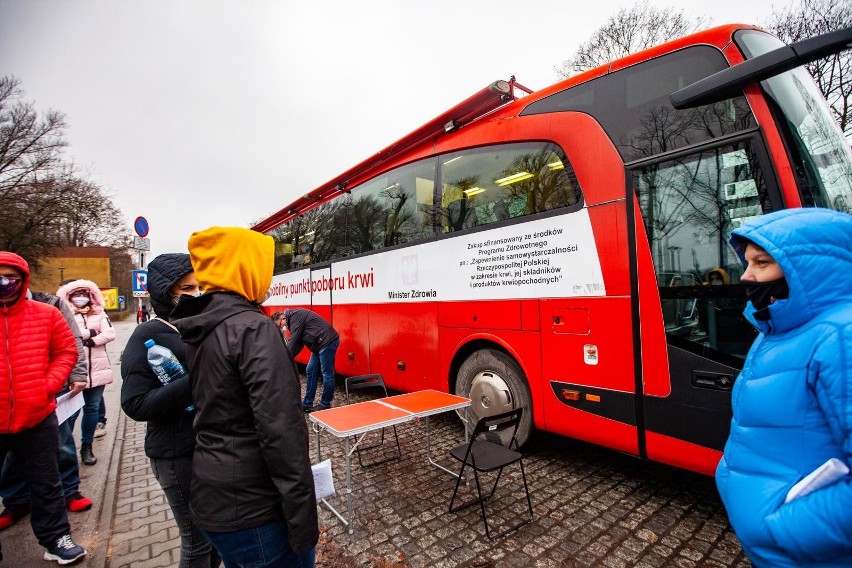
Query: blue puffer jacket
716 208 852 567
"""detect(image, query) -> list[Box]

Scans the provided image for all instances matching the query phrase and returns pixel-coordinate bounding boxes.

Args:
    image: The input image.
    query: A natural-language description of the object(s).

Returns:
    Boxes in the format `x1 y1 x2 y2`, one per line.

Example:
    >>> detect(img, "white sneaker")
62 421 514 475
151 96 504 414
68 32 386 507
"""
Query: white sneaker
44 534 86 564
93 422 107 439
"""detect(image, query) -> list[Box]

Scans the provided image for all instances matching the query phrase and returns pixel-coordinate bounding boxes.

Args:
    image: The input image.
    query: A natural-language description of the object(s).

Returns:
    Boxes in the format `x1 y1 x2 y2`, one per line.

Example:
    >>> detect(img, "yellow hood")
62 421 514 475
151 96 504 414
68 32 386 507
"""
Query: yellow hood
188 226 274 303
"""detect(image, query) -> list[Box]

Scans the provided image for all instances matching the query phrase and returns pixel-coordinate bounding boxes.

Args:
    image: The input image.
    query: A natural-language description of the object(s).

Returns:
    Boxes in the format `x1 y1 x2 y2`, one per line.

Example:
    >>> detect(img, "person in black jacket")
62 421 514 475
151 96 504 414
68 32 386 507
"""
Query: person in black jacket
120 253 219 568
281 308 340 412
171 227 318 568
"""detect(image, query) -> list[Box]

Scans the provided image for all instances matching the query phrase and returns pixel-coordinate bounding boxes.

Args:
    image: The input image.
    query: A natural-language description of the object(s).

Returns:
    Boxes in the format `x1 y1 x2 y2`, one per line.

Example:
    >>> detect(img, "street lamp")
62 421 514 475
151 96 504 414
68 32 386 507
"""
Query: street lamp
58 266 65 282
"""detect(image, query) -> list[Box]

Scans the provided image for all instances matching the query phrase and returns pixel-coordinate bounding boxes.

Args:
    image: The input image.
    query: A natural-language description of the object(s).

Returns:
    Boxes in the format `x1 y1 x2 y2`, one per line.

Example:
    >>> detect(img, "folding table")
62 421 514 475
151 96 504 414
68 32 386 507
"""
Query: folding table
309 389 471 535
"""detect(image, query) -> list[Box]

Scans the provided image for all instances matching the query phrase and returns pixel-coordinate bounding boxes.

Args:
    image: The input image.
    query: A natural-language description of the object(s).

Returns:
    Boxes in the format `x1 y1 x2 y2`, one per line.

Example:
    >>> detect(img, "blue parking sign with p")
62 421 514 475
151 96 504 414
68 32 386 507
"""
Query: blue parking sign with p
132 270 149 297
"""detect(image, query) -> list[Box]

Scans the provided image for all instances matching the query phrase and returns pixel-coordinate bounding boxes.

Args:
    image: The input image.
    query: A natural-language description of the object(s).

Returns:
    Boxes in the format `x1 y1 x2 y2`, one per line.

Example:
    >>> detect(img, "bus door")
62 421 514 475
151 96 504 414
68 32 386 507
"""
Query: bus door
628 134 776 474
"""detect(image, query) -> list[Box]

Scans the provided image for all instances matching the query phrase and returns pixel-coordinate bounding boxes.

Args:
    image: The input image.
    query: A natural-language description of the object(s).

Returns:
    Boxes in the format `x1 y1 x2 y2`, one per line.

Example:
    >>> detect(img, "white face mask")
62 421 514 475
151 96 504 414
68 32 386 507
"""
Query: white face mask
71 296 90 308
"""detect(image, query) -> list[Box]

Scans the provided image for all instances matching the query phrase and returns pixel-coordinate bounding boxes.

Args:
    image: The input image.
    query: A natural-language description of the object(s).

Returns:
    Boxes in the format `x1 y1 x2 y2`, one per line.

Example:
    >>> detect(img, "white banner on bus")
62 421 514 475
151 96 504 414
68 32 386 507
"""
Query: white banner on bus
264 210 605 306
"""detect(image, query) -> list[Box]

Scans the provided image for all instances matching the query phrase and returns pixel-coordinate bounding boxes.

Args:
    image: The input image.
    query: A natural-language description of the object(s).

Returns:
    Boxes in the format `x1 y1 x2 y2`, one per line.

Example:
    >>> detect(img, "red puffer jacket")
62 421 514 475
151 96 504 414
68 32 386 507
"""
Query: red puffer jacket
0 252 78 433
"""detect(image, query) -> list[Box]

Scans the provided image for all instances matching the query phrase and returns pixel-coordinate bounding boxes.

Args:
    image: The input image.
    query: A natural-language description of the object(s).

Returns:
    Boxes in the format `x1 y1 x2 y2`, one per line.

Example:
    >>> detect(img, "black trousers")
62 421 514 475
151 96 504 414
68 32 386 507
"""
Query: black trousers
0 412 70 548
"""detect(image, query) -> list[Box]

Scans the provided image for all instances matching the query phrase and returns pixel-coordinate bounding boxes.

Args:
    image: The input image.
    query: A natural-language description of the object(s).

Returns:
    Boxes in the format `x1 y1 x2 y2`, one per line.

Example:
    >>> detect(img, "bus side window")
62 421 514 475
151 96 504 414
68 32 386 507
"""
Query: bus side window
446 196 477 231
493 200 509 221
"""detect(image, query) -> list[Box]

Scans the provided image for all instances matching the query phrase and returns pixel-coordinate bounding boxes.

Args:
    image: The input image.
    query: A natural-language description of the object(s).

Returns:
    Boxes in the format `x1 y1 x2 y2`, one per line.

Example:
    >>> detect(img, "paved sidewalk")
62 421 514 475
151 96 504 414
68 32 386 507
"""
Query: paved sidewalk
103 410 178 567
3 317 751 567
104 387 752 568
0 316 132 566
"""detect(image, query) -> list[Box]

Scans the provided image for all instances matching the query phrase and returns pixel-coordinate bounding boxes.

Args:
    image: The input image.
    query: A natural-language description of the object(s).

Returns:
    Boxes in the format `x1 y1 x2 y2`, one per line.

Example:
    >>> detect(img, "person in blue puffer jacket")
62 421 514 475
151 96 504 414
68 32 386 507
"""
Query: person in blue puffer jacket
716 207 852 567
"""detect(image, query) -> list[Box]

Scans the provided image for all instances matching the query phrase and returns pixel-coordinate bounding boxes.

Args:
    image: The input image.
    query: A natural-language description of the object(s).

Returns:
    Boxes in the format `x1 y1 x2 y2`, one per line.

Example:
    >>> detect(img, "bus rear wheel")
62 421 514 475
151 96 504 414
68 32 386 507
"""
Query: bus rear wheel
455 349 532 447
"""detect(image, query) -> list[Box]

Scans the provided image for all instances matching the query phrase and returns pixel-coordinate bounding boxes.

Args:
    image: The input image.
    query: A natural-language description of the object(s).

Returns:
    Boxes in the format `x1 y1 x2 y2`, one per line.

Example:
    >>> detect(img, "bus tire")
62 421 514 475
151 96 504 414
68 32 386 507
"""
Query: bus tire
455 349 533 447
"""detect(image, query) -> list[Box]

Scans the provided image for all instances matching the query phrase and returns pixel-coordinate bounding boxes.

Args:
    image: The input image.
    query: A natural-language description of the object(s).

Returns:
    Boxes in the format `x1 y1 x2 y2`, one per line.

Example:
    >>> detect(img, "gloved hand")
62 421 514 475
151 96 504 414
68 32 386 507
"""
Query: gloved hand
89 330 99 338
84 338 95 347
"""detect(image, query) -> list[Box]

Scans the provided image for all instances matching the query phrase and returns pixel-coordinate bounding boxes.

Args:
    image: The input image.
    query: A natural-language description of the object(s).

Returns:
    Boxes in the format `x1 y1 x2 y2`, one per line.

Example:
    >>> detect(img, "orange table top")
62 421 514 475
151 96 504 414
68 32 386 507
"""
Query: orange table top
381 390 470 416
309 390 471 437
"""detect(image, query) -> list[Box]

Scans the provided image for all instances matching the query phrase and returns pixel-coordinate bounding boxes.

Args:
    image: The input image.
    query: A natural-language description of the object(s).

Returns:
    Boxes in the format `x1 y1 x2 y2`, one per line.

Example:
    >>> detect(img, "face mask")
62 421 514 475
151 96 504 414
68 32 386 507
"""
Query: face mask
171 290 203 306
0 276 22 300
71 296 91 308
743 277 789 312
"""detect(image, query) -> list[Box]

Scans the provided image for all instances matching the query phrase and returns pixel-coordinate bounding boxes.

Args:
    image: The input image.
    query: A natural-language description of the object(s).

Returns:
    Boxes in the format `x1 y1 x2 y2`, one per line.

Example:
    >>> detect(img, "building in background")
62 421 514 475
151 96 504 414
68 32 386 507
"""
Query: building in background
30 247 111 292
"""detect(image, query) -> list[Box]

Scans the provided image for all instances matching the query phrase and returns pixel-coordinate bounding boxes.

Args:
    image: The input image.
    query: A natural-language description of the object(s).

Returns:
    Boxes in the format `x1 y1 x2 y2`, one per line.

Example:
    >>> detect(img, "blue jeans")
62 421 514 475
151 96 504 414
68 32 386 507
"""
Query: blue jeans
0 417 80 505
303 338 339 409
69 386 105 444
98 397 106 425
200 521 315 568
150 456 219 568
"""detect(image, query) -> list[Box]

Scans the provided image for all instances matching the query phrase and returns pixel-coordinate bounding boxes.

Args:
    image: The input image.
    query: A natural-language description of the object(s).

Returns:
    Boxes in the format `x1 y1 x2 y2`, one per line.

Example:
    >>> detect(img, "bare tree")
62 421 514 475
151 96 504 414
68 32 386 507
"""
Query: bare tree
52 176 131 249
0 76 67 198
0 75 133 282
556 6 709 77
763 0 852 137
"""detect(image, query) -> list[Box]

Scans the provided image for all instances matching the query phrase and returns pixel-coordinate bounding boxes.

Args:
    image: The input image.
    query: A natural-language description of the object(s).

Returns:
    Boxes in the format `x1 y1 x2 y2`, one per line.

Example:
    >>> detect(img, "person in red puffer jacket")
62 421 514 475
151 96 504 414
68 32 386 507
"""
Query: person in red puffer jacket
0 251 86 565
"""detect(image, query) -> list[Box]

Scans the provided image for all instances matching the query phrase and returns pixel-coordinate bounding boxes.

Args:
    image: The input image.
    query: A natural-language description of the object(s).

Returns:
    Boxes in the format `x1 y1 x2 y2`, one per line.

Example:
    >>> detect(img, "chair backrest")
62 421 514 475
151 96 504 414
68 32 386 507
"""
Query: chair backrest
470 408 523 450
345 374 389 403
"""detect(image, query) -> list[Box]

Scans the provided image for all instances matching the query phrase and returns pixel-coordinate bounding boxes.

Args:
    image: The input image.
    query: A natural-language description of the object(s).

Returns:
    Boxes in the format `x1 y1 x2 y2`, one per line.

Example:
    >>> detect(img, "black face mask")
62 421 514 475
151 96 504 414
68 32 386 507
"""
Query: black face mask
743 277 789 315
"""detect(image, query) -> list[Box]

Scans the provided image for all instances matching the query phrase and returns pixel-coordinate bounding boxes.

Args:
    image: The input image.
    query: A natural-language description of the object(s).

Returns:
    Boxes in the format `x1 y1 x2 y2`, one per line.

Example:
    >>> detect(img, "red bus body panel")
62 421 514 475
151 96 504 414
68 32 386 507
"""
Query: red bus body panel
257 24 810 478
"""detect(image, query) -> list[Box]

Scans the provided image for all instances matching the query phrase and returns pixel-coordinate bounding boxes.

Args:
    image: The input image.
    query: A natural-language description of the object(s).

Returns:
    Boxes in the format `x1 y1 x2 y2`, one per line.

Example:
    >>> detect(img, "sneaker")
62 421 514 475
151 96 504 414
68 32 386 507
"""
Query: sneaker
43 534 86 564
93 422 107 438
66 492 93 512
317 403 332 411
303 405 315 413
0 504 29 530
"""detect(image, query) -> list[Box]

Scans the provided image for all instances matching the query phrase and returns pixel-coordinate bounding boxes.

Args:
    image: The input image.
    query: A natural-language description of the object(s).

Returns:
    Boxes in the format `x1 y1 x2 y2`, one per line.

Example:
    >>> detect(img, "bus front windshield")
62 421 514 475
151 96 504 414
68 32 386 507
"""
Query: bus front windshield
736 30 852 213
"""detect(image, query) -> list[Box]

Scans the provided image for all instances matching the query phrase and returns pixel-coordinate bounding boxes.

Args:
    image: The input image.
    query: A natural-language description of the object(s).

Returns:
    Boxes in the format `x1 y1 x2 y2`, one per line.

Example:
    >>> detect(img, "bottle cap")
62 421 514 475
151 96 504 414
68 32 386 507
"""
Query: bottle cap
144 339 155 348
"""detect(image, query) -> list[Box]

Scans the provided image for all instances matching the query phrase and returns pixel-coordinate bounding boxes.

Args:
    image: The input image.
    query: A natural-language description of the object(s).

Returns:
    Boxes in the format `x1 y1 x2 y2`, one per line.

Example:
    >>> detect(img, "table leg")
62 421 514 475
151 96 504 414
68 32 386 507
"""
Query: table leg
314 426 321 462
426 416 461 478
344 436 354 537
314 425 352 536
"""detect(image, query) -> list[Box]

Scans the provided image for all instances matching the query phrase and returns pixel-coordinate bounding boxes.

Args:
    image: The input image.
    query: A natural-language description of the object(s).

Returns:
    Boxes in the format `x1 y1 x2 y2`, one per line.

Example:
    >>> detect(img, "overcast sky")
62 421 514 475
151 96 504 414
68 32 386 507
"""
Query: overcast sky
1 0 786 262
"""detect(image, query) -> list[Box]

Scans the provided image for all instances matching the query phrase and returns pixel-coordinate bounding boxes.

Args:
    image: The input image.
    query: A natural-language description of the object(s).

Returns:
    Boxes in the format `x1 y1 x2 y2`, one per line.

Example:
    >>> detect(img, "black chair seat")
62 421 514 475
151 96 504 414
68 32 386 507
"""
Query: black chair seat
449 440 522 472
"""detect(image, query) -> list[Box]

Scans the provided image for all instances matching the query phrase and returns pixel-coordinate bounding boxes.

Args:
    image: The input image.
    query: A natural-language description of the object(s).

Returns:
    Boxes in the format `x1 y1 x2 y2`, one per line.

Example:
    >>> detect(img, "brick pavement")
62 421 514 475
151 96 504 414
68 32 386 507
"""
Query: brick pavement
0 318 754 567
104 383 753 568
106 411 180 567
90 318 752 567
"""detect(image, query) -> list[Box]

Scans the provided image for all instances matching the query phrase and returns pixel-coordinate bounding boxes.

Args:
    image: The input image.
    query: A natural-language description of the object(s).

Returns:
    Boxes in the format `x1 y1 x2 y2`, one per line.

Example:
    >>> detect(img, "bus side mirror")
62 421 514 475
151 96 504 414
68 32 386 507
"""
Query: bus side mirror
670 27 852 109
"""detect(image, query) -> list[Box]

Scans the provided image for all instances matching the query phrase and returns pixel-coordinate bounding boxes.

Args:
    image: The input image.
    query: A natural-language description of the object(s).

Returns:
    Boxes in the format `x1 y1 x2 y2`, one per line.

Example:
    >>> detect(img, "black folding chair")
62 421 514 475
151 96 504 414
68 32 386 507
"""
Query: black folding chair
448 408 533 539
344 374 402 467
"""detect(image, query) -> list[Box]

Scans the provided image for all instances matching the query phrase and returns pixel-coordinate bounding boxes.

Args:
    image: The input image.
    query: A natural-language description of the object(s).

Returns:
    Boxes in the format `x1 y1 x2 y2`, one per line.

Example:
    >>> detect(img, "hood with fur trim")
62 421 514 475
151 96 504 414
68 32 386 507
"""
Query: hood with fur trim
56 279 106 314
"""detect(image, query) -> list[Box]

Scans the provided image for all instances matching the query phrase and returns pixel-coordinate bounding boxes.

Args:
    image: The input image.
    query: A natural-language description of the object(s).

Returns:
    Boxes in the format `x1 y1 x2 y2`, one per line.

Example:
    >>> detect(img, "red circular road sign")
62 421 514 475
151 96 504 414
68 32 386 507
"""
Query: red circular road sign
134 216 149 238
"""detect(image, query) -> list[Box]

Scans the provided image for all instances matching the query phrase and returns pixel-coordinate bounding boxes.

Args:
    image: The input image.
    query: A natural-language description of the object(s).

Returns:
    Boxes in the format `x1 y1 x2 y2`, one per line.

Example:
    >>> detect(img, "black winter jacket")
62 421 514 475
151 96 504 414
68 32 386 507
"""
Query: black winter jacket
284 307 339 357
171 292 318 554
120 319 195 459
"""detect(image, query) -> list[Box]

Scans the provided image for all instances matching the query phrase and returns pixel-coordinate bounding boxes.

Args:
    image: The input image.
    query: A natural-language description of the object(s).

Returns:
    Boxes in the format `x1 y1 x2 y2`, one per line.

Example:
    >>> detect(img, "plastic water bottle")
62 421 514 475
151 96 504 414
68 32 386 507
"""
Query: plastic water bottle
144 339 194 412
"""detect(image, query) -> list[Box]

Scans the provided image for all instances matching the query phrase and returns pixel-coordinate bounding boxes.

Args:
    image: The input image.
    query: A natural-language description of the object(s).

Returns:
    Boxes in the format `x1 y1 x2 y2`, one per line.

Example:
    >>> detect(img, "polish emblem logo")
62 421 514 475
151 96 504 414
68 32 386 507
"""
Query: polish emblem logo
402 255 418 285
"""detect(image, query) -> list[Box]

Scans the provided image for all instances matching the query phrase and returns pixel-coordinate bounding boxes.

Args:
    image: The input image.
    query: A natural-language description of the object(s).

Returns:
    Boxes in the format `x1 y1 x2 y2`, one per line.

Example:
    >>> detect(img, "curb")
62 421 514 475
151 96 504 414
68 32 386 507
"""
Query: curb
90 404 127 567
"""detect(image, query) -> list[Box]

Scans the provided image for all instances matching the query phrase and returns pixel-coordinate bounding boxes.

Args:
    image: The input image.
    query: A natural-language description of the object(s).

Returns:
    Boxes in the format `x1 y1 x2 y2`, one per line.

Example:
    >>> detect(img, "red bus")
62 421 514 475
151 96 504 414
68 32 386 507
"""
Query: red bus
254 24 852 475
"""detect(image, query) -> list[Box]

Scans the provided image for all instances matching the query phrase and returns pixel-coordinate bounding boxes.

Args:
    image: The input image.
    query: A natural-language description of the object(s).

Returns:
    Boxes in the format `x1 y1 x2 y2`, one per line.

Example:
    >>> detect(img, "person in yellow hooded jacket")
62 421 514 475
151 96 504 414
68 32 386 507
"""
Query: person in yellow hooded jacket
170 227 318 568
